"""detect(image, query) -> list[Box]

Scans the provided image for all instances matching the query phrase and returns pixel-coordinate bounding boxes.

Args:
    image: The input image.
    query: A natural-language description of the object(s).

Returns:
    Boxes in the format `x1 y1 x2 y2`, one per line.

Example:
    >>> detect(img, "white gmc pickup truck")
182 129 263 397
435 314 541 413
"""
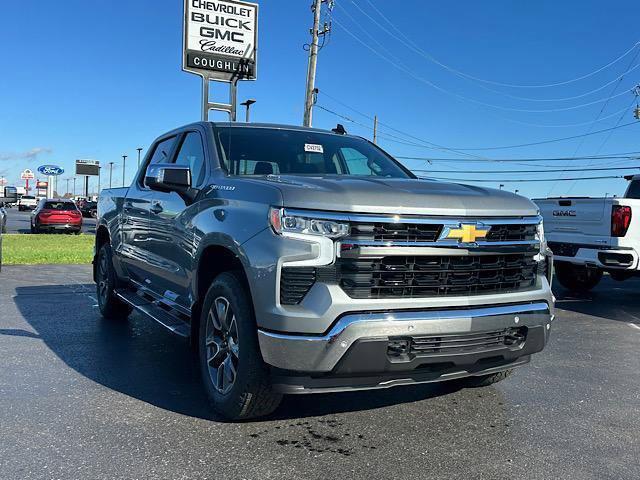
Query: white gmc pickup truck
535 176 640 292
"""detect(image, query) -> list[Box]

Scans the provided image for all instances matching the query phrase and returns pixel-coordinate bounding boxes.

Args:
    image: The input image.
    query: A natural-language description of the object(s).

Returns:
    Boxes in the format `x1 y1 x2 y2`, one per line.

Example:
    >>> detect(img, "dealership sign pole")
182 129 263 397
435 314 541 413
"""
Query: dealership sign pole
183 0 258 121
21 169 35 193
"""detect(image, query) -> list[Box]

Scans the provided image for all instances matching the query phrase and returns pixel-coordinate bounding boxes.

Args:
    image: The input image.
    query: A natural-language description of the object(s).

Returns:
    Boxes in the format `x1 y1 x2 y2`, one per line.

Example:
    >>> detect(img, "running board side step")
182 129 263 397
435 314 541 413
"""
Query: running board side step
115 289 191 338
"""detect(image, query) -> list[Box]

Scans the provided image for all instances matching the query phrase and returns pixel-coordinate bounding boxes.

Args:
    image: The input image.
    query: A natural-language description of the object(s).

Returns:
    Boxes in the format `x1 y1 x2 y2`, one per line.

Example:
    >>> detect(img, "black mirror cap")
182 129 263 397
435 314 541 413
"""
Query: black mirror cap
145 164 192 193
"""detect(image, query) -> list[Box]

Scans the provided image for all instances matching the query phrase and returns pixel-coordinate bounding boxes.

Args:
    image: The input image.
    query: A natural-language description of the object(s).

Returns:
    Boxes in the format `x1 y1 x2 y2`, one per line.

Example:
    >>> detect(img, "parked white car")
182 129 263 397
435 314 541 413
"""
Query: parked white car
535 176 640 291
18 195 38 211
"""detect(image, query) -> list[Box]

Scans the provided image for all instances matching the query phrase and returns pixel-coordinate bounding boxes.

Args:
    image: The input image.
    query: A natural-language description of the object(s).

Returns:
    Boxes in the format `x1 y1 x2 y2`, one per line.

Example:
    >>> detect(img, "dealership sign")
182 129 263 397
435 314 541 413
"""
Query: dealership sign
38 165 64 176
76 159 100 176
183 0 258 81
20 169 35 180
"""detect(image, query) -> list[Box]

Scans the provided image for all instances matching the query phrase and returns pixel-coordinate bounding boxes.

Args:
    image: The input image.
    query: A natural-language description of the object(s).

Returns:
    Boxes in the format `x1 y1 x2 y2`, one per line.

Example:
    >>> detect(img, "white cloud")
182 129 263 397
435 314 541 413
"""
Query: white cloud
0 147 52 162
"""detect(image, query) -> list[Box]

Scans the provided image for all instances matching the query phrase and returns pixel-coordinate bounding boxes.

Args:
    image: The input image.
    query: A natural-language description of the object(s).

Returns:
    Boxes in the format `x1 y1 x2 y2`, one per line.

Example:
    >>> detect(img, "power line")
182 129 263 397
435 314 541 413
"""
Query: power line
337 3 640 126
396 152 640 162
413 166 640 174
314 104 488 159
361 0 640 90
454 121 639 150
550 46 640 195
421 175 629 183
318 91 640 151
334 17 636 114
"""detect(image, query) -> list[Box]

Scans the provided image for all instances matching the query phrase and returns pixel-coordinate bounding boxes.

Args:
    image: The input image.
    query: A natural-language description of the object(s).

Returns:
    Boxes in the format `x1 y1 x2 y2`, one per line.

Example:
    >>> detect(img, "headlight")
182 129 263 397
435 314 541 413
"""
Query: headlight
536 221 546 250
269 208 349 239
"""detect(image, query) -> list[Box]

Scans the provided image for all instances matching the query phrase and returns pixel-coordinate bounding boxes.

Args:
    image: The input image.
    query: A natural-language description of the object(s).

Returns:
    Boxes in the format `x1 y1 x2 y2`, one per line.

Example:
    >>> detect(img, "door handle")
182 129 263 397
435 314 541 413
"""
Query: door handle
150 202 163 214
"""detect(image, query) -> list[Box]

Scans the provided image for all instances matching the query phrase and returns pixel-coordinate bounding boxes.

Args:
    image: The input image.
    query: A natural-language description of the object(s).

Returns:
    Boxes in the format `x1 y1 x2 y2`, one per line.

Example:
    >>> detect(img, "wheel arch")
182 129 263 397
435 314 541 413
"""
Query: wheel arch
191 242 253 349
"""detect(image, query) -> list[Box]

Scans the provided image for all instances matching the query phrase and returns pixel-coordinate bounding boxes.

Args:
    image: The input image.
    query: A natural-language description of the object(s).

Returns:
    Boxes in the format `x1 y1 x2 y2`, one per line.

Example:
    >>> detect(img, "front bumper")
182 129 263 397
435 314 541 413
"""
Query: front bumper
259 301 552 387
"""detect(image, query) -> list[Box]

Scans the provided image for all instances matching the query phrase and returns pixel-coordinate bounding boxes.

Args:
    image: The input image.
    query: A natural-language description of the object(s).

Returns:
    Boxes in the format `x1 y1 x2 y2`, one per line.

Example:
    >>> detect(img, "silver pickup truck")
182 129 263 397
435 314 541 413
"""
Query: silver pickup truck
95 122 554 419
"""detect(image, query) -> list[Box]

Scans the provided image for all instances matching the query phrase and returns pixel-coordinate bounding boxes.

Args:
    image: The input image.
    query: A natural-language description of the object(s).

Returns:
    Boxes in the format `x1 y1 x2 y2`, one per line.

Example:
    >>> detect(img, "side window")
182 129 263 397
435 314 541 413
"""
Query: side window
140 136 177 187
174 132 206 186
340 147 373 175
149 137 177 165
626 180 640 199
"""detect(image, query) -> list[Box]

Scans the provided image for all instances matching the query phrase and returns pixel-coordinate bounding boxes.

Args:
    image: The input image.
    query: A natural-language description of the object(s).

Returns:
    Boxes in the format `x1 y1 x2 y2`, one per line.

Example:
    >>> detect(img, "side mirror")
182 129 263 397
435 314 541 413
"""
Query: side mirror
145 164 192 193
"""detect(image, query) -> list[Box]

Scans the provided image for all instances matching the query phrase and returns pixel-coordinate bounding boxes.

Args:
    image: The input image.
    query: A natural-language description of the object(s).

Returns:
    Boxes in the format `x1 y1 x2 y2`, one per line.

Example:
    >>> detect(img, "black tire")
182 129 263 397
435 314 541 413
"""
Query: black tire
609 270 635 282
454 369 514 388
554 261 603 292
96 244 132 320
199 271 282 420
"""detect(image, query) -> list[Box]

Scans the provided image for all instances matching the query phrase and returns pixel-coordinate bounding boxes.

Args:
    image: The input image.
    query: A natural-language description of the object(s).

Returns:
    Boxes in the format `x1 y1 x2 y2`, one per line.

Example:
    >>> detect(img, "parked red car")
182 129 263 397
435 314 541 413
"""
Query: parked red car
30 199 83 234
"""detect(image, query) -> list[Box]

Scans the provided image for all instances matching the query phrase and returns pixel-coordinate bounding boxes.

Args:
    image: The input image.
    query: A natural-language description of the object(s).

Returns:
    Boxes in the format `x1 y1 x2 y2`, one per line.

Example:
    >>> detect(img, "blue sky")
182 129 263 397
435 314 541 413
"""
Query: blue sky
1 0 639 198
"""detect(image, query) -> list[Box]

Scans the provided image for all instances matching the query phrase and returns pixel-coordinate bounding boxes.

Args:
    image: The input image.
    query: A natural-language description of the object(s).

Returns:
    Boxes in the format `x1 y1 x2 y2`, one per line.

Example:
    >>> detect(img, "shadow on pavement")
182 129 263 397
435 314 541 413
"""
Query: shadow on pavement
12 283 459 422
553 275 640 324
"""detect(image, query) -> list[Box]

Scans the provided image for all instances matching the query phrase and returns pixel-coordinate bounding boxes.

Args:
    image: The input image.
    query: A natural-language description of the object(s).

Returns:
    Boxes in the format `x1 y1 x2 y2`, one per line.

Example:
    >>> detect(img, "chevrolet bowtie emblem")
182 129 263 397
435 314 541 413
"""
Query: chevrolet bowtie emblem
444 224 490 243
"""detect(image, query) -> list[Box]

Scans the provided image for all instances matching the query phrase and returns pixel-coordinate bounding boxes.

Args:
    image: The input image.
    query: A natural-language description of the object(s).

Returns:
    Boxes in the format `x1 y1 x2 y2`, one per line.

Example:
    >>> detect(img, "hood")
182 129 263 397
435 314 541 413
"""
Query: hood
258 175 538 217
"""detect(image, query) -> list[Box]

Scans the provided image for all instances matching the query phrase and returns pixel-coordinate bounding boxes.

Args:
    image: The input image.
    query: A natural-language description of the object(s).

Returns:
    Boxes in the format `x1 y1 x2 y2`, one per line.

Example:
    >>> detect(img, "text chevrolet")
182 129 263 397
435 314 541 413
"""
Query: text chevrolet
95 122 554 419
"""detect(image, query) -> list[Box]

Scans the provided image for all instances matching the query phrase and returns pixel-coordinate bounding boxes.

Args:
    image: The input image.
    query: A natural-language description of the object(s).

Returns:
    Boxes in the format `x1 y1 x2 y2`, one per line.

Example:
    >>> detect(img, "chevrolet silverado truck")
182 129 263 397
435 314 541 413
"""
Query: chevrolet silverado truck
95 122 554 420
536 175 640 292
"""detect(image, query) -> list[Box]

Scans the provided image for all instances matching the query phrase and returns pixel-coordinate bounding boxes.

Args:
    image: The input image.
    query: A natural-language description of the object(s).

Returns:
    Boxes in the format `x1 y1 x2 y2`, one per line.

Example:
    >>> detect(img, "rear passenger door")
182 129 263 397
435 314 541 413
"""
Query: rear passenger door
146 130 208 308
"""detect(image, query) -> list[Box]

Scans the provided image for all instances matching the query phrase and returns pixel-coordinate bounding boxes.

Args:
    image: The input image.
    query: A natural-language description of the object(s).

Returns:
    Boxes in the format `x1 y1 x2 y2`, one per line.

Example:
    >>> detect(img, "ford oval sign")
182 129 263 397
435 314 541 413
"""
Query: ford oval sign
37 165 65 176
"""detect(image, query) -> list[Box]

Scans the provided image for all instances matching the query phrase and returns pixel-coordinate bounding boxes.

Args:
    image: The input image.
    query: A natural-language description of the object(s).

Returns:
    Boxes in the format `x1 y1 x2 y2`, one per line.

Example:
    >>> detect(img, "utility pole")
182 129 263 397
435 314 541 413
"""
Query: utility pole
137 148 143 170
122 155 127 187
303 0 333 127
373 115 378 144
109 162 114 188
73 177 77 197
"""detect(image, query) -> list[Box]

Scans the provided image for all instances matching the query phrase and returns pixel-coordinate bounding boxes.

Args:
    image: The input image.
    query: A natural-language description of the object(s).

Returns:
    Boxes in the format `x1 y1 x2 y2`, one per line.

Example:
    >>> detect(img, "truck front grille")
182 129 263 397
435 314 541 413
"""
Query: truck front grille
350 222 442 242
348 222 536 244
335 254 537 299
485 224 537 242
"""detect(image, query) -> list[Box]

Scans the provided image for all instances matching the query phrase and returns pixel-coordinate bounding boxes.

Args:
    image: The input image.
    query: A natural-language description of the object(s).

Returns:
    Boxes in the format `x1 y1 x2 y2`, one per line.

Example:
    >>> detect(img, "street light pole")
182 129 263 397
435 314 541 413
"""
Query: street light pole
137 148 143 170
240 99 256 122
122 155 127 187
73 177 77 197
109 162 114 188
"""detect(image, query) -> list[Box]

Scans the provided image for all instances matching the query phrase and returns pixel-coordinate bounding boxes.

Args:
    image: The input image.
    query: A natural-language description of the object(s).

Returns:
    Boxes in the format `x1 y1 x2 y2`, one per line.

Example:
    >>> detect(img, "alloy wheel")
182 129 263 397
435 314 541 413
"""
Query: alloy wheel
205 296 239 395
97 251 109 305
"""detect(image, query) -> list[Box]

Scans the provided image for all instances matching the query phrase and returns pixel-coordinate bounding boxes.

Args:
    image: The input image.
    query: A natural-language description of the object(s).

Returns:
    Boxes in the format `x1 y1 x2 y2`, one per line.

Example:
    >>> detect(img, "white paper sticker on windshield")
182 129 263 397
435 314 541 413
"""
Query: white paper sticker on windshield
304 143 324 154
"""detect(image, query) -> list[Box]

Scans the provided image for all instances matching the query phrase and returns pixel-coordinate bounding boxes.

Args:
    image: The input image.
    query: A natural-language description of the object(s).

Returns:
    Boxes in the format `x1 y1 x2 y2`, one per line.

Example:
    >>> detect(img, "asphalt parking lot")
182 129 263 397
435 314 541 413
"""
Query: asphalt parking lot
3 208 96 235
1 265 639 480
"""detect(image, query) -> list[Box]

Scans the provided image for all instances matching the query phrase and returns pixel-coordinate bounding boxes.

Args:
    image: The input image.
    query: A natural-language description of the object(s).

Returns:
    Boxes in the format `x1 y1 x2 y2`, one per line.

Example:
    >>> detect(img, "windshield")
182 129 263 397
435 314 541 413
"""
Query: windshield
215 127 412 178
43 201 77 211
